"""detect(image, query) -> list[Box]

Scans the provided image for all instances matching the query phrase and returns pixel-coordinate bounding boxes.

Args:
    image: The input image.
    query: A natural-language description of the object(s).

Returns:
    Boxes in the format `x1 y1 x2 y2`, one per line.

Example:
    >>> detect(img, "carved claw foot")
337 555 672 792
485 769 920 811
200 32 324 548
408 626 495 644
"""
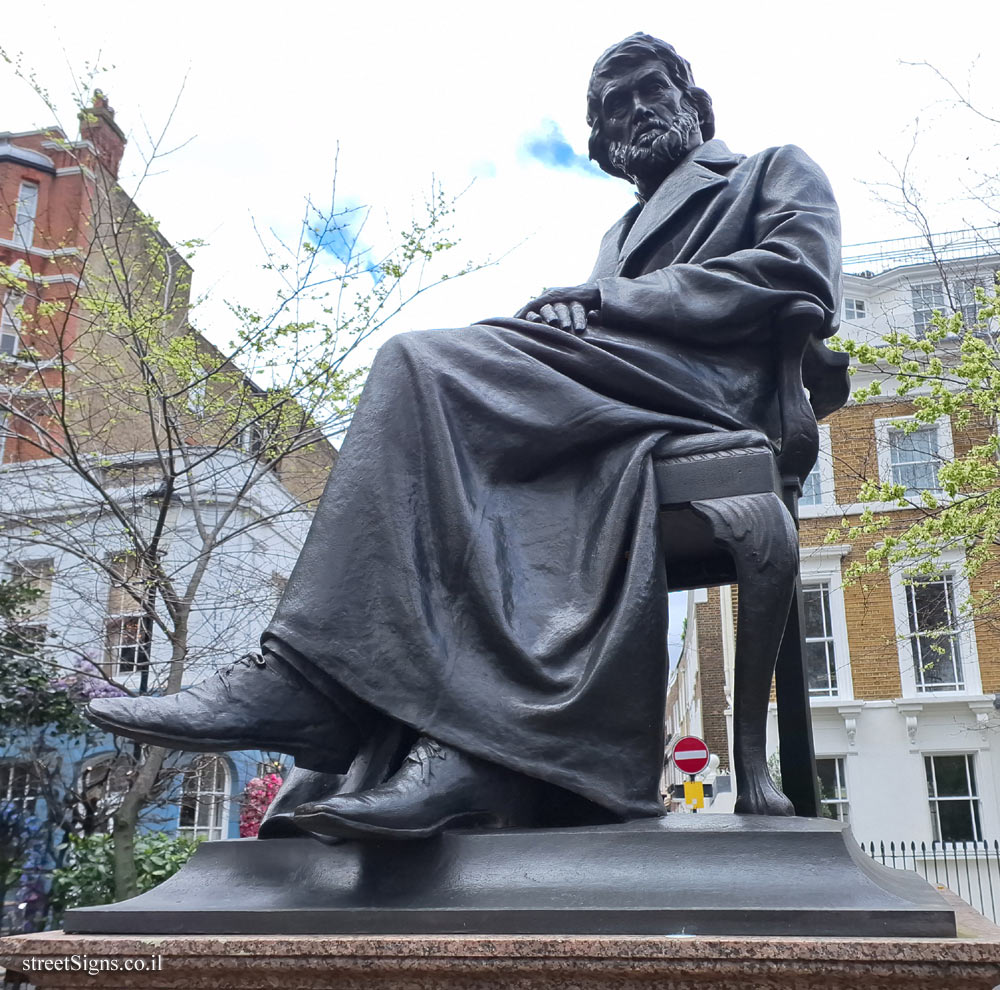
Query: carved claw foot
734 773 795 816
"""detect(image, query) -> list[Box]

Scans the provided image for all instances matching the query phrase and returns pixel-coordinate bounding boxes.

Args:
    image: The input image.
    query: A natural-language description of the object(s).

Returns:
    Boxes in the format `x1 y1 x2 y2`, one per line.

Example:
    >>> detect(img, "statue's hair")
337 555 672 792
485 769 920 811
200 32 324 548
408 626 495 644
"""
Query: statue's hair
587 33 715 179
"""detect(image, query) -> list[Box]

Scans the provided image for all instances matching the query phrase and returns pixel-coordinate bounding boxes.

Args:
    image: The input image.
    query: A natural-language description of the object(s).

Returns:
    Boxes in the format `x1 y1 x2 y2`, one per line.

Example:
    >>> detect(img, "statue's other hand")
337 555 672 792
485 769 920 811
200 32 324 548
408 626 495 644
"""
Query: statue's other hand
516 284 600 334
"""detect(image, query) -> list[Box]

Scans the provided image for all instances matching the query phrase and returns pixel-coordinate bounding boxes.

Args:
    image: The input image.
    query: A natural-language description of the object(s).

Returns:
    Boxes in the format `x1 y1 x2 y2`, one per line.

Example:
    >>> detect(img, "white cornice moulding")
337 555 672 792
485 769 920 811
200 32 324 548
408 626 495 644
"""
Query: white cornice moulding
42 138 96 155
13 270 84 288
55 165 96 181
35 273 84 287
0 238 82 259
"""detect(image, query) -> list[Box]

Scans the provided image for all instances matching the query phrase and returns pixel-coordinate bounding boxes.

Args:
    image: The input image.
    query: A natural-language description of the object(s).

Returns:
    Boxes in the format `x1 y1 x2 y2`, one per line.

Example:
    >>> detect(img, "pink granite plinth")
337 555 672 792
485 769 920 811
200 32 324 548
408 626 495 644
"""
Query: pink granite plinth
4 919 1000 990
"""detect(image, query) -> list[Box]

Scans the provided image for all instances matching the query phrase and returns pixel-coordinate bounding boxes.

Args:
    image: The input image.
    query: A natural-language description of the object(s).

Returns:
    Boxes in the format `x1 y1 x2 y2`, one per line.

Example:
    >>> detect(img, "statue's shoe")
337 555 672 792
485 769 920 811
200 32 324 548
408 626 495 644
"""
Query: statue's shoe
86 652 361 774
292 736 540 840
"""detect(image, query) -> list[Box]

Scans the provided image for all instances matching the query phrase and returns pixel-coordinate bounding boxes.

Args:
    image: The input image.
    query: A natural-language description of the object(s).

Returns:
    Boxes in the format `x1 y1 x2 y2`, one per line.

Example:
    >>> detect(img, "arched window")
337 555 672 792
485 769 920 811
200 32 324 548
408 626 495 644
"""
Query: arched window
177 755 230 841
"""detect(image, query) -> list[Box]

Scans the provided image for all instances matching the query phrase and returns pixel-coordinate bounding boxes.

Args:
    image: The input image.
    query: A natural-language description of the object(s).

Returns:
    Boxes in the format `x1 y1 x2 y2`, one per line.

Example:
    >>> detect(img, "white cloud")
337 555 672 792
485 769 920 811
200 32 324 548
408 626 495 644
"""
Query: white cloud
3 0 997 353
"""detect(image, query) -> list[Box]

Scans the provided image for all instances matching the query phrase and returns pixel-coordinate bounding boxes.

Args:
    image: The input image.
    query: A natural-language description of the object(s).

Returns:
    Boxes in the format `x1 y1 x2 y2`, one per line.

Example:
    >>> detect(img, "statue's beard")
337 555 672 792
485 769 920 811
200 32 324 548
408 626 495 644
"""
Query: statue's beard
607 108 701 189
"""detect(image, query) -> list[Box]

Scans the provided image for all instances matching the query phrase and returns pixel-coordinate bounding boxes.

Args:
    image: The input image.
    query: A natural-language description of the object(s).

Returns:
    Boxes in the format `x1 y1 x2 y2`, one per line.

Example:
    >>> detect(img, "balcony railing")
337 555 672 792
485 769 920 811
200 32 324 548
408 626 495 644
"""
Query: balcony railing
843 227 1000 277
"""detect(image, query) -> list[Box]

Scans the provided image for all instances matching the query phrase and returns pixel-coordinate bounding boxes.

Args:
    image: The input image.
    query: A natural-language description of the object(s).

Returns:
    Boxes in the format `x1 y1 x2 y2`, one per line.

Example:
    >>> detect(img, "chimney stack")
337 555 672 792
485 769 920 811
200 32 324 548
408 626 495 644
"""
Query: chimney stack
78 90 126 178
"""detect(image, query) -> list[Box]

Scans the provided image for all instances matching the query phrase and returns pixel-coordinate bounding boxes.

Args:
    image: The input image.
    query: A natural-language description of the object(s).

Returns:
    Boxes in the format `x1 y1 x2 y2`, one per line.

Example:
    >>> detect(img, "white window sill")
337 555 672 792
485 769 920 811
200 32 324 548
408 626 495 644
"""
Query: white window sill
896 692 986 704
802 497 957 519
799 501 837 519
809 696 857 708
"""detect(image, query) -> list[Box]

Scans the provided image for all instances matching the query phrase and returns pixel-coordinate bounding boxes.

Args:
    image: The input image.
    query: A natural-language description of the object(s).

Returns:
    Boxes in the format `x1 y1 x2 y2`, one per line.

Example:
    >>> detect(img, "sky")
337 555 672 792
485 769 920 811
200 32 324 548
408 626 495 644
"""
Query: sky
3 0 998 660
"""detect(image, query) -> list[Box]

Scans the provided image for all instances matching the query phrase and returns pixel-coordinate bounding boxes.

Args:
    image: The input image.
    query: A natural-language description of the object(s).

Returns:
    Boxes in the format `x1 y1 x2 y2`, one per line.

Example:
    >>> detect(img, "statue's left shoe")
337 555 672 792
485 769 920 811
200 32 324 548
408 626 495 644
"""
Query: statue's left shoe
85 651 366 774
292 736 541 840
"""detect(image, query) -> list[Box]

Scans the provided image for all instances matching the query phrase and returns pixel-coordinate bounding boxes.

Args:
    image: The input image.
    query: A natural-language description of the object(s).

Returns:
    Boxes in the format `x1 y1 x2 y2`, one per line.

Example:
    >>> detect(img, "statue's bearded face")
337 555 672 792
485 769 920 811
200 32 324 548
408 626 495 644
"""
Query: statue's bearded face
597 61 703 191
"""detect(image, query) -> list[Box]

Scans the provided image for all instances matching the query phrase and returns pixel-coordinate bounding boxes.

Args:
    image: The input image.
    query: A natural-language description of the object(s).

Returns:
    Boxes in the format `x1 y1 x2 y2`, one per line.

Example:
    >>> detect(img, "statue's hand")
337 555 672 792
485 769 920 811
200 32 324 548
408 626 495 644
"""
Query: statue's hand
515 284 600 334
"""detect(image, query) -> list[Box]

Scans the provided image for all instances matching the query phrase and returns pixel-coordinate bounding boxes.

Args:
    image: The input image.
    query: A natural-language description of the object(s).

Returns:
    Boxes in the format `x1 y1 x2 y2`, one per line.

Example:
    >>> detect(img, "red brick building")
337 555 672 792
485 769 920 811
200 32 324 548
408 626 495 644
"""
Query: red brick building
0 93 128 464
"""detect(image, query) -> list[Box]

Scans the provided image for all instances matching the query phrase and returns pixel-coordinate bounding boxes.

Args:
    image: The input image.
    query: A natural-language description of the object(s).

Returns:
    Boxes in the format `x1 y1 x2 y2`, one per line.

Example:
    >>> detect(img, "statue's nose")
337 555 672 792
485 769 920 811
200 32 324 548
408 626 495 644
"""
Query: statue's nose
632 92 656 117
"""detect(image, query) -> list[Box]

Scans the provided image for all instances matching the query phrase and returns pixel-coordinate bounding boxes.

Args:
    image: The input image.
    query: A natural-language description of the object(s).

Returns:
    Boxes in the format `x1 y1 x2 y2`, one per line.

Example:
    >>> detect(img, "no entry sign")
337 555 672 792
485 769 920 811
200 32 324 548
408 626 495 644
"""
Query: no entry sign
671 735 710 776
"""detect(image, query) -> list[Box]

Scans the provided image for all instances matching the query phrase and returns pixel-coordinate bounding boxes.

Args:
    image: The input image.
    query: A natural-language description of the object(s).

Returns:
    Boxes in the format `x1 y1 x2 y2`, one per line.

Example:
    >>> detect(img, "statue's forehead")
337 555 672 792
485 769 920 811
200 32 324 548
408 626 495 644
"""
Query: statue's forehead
597 60 673 99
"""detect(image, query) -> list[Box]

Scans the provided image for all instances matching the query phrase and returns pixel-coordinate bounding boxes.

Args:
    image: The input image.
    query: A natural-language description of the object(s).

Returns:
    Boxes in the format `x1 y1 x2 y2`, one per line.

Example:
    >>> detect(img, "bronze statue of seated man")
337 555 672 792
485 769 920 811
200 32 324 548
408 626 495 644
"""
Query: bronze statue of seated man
88 33 845 840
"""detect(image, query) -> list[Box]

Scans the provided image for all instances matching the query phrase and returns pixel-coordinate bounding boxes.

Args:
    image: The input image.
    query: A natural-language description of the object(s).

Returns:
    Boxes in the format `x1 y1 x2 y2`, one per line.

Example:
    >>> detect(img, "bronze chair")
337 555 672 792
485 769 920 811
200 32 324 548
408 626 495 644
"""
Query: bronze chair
654 300 850 816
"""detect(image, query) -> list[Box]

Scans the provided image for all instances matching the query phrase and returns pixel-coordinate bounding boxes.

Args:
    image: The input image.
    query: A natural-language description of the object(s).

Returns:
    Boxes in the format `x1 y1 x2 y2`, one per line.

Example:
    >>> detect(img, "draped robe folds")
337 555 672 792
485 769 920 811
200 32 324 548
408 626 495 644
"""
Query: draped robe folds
264 139 843 821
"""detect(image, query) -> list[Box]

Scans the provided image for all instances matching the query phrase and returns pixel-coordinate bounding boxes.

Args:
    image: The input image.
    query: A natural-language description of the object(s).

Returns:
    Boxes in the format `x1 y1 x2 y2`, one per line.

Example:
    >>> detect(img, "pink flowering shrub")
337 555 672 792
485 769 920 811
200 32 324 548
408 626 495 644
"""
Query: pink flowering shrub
238 773 283 837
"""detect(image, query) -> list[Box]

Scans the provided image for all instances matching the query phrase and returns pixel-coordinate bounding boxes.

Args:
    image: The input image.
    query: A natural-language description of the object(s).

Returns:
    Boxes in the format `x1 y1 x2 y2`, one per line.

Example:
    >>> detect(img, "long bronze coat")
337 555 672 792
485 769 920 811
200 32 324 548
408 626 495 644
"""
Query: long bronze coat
264 139 842 821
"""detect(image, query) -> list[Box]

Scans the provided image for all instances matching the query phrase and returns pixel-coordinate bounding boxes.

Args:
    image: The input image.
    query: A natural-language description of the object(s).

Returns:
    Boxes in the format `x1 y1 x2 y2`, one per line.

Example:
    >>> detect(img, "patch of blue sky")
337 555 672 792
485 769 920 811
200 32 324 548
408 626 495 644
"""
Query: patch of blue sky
470 159 497 179
521 120 606 178
305 199 384 283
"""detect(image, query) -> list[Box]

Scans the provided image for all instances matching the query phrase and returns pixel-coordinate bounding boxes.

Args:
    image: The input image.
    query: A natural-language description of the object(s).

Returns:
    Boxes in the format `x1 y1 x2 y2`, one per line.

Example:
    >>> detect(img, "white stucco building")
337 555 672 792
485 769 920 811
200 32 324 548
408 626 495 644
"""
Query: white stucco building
667 228 1000 862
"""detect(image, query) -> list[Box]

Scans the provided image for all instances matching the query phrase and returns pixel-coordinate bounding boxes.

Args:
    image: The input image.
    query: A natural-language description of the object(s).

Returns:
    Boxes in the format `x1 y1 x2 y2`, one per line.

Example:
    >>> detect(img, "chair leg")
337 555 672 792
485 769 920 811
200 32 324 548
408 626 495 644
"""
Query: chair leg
691 492 797 816
775 580 821 817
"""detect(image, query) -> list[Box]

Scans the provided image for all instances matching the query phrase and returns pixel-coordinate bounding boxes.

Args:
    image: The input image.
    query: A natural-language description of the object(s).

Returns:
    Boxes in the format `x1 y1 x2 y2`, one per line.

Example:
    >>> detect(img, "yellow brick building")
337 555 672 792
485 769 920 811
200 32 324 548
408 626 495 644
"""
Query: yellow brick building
666 229 1000 848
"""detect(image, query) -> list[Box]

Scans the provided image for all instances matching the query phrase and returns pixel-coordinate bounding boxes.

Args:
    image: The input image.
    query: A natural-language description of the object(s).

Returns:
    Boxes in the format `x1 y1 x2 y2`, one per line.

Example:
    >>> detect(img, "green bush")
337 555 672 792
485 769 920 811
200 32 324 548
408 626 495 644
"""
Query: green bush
50 832 200 921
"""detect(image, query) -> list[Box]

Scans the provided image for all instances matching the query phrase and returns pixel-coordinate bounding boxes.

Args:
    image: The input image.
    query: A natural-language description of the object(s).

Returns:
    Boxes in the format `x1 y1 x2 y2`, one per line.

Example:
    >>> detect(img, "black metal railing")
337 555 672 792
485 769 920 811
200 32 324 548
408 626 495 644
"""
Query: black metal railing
860 838 1000 922
843 227 1000 276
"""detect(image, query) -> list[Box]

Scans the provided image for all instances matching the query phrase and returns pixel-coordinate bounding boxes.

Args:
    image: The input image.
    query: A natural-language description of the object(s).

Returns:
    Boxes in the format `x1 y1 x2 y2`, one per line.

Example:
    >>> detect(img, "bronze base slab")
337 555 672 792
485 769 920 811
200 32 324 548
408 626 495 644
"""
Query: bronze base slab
61 817 955 938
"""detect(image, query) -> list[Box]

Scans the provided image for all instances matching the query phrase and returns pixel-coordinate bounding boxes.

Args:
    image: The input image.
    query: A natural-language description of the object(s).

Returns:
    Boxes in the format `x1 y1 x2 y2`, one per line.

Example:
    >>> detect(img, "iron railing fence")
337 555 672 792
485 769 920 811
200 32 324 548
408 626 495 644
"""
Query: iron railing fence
843 227 1000 277
860 838 1000 923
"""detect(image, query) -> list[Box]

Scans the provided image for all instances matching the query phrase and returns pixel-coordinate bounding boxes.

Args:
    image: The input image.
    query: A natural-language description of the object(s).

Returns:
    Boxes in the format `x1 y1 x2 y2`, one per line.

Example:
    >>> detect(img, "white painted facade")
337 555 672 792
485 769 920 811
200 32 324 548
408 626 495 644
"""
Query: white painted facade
0 448 314 689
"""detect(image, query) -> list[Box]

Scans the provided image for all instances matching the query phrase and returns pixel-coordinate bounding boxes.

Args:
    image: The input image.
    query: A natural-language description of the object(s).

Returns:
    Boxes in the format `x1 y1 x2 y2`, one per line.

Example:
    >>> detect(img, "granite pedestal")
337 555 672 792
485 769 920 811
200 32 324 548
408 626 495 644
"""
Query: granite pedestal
4 910 1000 990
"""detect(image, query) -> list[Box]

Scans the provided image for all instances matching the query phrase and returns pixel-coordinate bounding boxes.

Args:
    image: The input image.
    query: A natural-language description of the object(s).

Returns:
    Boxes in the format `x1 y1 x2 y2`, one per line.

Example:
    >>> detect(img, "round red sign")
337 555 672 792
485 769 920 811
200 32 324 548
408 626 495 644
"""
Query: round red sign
671 735 711 775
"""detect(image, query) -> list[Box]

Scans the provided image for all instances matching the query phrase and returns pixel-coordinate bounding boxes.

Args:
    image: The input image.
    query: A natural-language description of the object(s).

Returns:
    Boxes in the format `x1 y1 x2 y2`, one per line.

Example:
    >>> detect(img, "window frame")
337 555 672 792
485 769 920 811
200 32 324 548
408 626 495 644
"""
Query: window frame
13 181 39 251
910 279 946 337
798 424 836 517
177 754 230 841
816 755 850 822
1 289 24 358
905 572 965 693
238 423 266 458
6 557 54 645
910 277 982 336
874 415 954 502
925 752 982 844
888 425 942 496
844 297 867 321
889 550 981 698
799 545 854 702
802 579 840 698
953 276 984 328
186 378 207 417
104 552 153 679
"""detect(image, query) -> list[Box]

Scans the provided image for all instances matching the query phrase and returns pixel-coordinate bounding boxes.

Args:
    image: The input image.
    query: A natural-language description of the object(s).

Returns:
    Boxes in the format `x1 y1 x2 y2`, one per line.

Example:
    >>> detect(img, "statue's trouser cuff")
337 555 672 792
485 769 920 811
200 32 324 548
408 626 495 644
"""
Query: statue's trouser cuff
260 635 553 795
261 634 385 739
